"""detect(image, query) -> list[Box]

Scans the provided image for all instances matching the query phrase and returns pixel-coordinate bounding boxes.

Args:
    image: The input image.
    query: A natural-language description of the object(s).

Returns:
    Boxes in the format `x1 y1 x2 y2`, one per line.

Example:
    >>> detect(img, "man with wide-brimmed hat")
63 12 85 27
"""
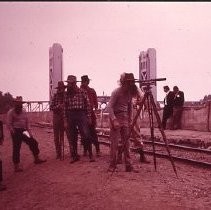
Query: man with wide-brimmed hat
7 96 46 172
106 72 144 172
50 81 66 159
80 75 101 157
64 75 95 163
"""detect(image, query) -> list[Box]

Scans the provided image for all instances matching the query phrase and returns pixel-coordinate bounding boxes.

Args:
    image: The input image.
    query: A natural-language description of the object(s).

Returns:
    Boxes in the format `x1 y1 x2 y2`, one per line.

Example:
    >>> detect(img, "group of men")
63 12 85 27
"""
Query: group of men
162 85 185 130
1 72 184 191
50 75 100 163
0 74 101 191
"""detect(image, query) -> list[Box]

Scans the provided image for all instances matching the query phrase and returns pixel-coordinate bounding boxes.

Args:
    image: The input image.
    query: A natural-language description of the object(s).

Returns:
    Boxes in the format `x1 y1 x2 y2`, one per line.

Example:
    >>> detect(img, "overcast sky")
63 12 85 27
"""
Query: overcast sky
1 2 211 101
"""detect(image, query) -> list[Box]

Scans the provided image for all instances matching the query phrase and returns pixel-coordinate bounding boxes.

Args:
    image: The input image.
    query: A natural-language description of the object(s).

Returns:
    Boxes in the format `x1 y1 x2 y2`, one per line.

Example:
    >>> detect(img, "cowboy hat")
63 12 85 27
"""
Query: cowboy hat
120 73 136 83
65 75 81 83
81 75 91 82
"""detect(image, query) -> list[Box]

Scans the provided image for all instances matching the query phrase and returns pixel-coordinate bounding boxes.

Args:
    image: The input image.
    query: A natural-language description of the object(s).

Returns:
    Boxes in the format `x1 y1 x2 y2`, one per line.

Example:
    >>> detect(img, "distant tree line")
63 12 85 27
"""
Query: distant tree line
0 91 14 114
201 94 211 103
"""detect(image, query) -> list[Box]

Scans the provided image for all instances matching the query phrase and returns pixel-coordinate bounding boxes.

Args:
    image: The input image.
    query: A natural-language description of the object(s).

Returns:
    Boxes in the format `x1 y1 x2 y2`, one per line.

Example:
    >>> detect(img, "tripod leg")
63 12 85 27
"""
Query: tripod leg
149 94 178 177
128 93 147 137
146 96 157 171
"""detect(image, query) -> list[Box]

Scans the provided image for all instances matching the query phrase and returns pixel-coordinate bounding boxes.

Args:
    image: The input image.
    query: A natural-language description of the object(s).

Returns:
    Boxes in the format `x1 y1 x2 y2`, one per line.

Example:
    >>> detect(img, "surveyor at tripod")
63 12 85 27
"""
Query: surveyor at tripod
107 72 144 172
7 96 46 172
64 75 95 163
50 81 66 160
80 75 101 157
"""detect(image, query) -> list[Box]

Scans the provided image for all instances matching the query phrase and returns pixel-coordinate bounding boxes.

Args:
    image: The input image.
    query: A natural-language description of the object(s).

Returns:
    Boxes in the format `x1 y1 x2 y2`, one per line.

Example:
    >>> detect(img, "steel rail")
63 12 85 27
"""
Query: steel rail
98 139 211 169
98 133 211 154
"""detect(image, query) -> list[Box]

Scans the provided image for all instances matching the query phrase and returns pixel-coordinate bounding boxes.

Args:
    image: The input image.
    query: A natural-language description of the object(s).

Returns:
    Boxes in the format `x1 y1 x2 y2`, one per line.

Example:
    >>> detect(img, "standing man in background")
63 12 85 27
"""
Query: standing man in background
0 120 6 191
162 86 174 130
80 75 100 156
50 81 66 160
172 86 185 130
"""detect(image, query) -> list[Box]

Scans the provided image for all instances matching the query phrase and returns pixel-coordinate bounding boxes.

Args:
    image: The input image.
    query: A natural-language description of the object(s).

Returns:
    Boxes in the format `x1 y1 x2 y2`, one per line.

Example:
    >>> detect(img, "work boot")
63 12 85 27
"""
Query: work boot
139 150 150 164
89 156 95 162
70 155 80 164
107 165 116 172
14 164 23 172
0 183 6 191
125 165 139 173
34 156 47 164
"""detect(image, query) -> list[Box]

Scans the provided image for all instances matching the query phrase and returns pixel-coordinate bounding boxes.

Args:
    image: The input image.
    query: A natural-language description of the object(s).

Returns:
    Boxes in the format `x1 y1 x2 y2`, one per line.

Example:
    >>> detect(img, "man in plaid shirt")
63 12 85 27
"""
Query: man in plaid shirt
64 75 95 163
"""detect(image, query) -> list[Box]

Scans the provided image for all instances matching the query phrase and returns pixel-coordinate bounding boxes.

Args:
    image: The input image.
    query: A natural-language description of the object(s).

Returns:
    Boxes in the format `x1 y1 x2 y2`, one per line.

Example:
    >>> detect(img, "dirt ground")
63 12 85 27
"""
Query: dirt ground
0 126 210 210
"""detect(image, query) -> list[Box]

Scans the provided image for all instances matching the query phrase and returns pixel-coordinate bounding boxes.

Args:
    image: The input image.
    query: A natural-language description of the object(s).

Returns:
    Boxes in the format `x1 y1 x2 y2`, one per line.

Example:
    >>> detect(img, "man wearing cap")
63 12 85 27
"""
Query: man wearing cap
80 75 100 156
64 75 95 163
7 96 46 172
106 72 143 172
50 81 66 159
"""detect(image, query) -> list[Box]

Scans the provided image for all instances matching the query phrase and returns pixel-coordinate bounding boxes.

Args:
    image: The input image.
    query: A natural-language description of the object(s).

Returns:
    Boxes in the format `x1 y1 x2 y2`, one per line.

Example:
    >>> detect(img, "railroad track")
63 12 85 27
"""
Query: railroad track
98 133 211 169
32 124 211 168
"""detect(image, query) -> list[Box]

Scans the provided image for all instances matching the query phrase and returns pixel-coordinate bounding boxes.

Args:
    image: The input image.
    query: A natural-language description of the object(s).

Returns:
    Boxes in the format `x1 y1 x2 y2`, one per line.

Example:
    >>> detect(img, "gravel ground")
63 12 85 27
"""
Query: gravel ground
0 126 210 210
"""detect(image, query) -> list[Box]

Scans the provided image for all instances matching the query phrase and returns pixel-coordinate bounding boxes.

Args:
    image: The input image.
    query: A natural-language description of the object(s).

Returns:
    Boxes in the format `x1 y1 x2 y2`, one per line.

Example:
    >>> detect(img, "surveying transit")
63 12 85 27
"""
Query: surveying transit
126 77 178 176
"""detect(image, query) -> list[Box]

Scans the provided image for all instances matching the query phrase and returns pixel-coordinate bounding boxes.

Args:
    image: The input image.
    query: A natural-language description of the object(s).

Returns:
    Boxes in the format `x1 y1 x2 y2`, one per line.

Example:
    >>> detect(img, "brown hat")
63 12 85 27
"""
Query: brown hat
55 81 66 89
120 73 135 83
65 75 81 83
81 75 90 82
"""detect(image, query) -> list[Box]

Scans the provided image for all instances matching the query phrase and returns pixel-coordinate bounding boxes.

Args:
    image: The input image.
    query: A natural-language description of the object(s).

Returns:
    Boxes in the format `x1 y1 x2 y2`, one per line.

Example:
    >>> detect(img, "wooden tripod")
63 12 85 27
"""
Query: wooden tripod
128 85 178 177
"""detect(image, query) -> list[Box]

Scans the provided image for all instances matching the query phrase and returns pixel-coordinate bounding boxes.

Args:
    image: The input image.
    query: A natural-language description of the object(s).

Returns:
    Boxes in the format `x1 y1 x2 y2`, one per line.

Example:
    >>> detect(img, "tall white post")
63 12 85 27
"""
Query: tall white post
49 43 63 102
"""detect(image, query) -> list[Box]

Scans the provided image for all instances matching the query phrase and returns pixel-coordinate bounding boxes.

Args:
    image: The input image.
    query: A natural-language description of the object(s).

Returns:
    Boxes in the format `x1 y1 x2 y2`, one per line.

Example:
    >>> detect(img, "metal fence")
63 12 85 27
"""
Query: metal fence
23 101 50 112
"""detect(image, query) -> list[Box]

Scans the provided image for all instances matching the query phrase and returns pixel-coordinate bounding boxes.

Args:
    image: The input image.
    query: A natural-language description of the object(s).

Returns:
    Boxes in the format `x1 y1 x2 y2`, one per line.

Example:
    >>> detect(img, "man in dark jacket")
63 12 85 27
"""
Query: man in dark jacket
80 75 100 156
172 86 185 129
162 86 174 130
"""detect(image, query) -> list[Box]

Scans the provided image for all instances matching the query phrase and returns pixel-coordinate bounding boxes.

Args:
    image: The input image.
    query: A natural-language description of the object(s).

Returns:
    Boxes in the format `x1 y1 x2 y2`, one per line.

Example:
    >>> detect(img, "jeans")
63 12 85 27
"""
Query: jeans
53 113 64 157
11 128 40 164
109 113 132 168
67 110 93 159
